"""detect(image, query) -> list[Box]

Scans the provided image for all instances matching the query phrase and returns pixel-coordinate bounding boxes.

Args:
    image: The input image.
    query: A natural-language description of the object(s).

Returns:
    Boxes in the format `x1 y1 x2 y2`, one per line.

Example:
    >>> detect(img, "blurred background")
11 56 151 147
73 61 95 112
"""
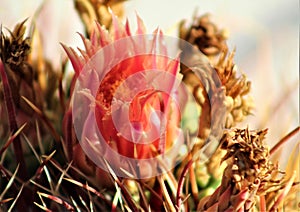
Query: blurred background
0 0 299 167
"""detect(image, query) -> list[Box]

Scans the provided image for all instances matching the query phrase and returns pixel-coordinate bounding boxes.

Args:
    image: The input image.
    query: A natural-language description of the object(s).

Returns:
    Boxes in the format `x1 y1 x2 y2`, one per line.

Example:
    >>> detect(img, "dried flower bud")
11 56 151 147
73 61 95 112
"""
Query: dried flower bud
215 50 254 127
0 20 59 157
198 128 295 211
180 14 253 130
75 0 125 35
180 14 227 57
0 20 43 114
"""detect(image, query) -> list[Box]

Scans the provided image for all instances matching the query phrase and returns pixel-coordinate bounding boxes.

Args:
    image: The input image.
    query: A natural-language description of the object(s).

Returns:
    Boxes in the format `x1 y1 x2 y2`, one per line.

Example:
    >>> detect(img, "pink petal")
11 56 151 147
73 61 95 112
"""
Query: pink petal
78 33 95 57
95 22 111 47
124 18 131 36
61 43 83 75
136 13 146 35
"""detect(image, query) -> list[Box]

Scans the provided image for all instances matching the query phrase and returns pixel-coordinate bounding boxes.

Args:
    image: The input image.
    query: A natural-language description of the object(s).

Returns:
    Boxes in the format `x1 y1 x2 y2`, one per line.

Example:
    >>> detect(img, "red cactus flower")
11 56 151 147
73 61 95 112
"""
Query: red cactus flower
63 14 183 177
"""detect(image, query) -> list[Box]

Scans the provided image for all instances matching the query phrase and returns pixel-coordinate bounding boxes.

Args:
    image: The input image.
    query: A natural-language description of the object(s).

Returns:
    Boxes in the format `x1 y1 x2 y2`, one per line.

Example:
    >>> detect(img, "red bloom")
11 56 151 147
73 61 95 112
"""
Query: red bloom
63 15 183 177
